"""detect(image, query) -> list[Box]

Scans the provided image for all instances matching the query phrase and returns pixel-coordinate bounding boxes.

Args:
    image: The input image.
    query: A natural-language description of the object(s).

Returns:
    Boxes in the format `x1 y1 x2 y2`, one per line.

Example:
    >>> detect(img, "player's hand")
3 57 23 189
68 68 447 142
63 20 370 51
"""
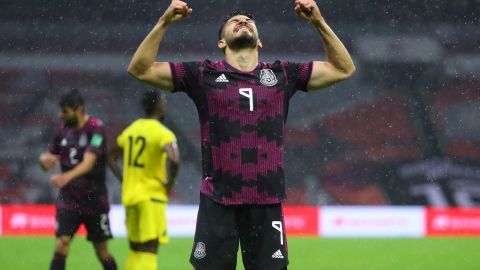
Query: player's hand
294 0 323 23
161 178 170 187
162 179 174 193
159 0 192 25
50 174 70 188
39 153 59 171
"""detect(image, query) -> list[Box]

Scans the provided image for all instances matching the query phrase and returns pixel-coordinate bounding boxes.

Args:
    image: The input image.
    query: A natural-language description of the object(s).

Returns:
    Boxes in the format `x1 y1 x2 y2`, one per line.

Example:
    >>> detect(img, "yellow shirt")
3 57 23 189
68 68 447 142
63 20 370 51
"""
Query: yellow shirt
117 119 176 206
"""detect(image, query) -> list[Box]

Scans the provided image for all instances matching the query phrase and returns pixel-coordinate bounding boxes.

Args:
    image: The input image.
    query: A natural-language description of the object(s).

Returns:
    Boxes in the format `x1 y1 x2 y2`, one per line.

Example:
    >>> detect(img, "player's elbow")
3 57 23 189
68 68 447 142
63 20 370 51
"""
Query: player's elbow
336 65 356 81
345 64 356 78
127 64 142 79
83 153 98 171
127 61 150 79
170 156 181 166
84 160 96 172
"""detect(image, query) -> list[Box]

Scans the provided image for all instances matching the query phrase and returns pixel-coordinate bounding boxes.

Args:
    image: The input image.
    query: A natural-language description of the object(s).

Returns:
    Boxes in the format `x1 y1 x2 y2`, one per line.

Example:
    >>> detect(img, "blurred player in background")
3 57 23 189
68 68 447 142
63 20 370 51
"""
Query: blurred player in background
127 0 355 269
38 89 117 270
108 90 180 270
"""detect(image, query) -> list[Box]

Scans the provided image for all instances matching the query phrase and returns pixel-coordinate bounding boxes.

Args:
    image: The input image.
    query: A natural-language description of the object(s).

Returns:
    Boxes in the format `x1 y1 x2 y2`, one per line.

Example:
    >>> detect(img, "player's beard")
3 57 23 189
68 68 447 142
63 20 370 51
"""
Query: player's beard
227 33 258 50
63 117 78 128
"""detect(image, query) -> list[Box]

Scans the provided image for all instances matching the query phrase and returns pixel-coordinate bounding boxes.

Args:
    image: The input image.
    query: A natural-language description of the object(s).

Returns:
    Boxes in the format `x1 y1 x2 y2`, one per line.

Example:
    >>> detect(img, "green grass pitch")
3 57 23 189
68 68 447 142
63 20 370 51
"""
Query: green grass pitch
0 236 479 269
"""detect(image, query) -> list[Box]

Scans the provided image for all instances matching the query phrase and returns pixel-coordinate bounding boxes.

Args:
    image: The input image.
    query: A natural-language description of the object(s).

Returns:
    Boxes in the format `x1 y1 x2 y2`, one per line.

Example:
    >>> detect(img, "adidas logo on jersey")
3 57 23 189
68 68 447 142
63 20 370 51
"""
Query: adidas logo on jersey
215 74 229 83
272 249 284 259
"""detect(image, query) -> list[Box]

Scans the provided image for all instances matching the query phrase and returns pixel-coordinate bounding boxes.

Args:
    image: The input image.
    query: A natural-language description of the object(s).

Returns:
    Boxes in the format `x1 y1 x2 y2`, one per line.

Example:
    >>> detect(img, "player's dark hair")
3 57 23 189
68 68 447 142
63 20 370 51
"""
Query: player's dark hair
218 11 255 40
59 88 84 109
142 90 162 116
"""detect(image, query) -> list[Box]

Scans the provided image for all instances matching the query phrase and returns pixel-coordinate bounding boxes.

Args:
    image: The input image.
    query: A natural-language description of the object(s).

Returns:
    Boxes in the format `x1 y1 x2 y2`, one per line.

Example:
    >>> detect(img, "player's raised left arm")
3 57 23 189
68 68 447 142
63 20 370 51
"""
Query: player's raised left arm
50 152 97 188
295 0 356 91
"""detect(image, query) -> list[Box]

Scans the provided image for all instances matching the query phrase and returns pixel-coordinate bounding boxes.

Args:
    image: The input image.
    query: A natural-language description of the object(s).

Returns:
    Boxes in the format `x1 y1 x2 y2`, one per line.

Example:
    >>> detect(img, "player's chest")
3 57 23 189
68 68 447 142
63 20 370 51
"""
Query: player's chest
202 70 285 112
59 131 90 151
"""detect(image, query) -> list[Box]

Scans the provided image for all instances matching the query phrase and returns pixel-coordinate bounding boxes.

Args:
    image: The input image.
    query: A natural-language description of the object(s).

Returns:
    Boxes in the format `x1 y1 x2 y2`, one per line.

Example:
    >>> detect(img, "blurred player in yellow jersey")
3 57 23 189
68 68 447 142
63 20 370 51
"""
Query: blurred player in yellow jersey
108 90 180 270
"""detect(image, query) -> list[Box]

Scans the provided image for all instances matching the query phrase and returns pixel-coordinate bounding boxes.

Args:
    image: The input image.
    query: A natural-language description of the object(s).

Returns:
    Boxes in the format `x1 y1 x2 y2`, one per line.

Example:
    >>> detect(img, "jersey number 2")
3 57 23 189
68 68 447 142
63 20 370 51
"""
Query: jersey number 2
127 136 146 168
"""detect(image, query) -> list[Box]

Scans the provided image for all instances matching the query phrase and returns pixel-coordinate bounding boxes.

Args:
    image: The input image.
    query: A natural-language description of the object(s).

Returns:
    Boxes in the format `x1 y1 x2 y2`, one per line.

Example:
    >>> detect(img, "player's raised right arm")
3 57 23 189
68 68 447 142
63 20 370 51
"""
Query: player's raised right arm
127 0 192 91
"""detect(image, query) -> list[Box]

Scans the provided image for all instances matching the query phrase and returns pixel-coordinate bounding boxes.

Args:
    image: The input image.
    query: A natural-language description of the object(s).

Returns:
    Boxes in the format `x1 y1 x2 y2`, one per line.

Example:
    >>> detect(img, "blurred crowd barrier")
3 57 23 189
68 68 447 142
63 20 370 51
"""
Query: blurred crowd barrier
2 204 480 237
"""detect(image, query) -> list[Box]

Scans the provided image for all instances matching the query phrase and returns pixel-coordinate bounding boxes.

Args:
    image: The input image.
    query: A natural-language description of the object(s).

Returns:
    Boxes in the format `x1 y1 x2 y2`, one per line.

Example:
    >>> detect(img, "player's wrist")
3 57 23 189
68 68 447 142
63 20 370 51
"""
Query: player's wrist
63 171 75 182
40 163 49 171
310 16 326 27
157 15 174 27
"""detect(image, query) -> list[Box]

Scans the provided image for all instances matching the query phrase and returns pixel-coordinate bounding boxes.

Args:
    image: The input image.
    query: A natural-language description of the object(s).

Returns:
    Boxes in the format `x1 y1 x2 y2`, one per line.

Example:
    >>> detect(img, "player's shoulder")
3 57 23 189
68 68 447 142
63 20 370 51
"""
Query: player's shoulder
262 60 312 75
132 119 173 133
87 116 104 127
155 121 174 134
179 59 210 68
154 122 176 141
202 60 287 72
259 60 289 71
203 59 227 72
56 122 66 132
123 118 148 133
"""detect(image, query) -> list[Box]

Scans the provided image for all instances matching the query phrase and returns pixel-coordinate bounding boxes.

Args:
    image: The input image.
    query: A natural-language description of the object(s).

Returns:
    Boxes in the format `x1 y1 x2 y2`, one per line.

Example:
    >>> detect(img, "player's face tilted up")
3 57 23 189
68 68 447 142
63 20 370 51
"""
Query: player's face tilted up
218 14 262 51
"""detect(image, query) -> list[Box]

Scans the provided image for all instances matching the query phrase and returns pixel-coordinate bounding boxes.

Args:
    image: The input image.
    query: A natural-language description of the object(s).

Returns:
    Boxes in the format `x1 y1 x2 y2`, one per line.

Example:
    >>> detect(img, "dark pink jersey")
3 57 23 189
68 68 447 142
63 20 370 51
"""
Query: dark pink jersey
170 60 312 205
49 117 109 214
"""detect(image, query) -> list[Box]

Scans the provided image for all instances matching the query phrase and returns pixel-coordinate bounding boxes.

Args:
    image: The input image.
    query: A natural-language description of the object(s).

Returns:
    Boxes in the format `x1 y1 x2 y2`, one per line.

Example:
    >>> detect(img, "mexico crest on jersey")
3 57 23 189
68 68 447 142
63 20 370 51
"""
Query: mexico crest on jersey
260 69 277 86
193 242 206 259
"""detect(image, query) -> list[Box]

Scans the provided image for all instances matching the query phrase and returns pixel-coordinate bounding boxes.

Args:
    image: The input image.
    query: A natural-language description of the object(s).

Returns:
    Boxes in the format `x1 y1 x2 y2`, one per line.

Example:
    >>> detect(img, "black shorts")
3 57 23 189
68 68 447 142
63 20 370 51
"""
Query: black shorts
190 194 288 270
55 208 113 243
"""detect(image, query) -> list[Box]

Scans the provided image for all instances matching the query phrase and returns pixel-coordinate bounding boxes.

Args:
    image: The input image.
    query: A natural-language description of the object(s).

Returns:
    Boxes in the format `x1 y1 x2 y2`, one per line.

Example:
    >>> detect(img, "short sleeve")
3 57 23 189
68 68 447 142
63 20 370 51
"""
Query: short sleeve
169 61 202 95
86 125 106 156
159 127 177 148
282 61 313 98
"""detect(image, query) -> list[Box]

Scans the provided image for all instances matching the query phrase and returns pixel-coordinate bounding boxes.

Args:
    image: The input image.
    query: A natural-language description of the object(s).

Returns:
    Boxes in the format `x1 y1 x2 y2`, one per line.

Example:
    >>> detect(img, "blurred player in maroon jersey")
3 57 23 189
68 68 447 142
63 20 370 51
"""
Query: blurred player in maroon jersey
127 0 355 269
39 89 117 270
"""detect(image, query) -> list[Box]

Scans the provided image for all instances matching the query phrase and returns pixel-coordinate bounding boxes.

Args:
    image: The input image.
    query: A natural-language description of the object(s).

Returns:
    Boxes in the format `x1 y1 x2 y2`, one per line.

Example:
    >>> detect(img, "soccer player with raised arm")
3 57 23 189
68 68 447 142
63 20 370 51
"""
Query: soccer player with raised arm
107 90 180 270
39 89 117 270
127 0 355 269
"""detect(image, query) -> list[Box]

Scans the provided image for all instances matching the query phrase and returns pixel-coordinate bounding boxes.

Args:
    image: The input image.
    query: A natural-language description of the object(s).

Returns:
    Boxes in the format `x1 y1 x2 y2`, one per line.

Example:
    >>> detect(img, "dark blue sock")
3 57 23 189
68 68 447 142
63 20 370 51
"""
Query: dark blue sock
101 255 117 270
49 252 66 270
